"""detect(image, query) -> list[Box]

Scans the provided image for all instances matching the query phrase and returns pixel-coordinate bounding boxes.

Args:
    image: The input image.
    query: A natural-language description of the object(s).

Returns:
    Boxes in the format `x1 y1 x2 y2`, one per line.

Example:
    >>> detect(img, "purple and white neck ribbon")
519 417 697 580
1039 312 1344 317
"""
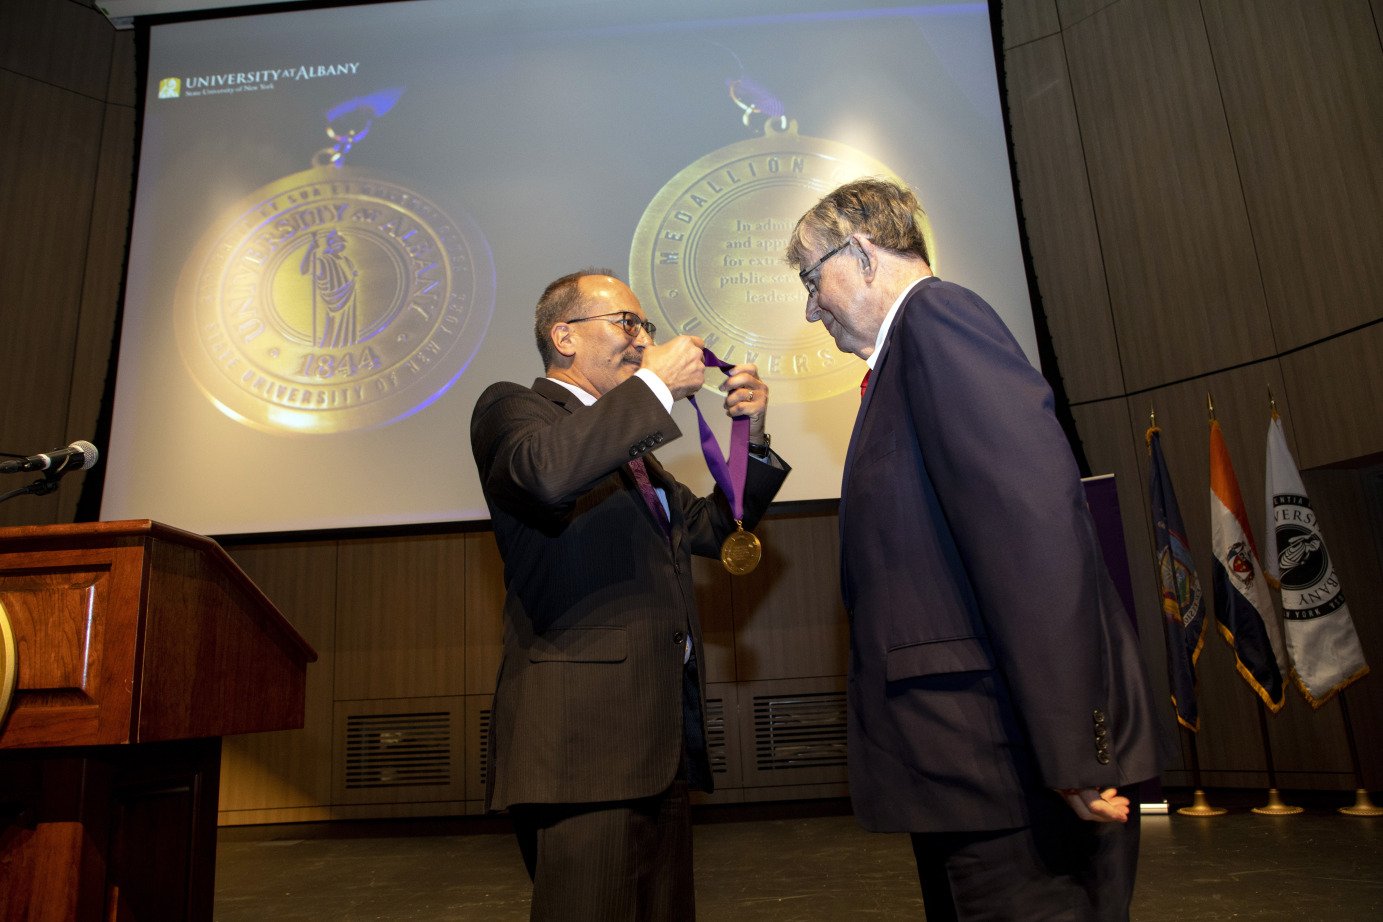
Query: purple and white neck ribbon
685 348 750 521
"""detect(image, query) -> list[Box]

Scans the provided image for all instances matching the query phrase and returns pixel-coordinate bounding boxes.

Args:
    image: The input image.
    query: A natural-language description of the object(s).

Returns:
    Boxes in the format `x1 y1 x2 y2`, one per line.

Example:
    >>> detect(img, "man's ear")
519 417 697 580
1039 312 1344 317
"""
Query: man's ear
854 236 878 279
551 323 577 359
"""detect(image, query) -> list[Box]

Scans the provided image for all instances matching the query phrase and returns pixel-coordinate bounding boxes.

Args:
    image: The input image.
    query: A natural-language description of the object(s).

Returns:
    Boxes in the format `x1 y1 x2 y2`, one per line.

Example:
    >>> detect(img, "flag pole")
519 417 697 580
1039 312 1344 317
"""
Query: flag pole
1176 725 1226 816
1252 403 1300 816
1336 690 1383 816
1251 698 1302 814
1265 390 1282 592
1150 406 1228 818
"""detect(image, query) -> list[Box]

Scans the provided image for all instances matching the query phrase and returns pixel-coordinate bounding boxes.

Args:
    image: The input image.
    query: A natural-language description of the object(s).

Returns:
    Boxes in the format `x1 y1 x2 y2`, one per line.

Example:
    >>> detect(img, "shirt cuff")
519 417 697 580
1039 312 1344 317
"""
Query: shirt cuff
634 368 674 412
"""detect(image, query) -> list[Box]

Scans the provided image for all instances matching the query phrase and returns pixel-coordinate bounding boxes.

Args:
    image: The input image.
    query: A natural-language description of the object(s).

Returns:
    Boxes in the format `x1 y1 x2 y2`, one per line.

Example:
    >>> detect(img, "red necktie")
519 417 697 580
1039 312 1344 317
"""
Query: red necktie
860 369 871 397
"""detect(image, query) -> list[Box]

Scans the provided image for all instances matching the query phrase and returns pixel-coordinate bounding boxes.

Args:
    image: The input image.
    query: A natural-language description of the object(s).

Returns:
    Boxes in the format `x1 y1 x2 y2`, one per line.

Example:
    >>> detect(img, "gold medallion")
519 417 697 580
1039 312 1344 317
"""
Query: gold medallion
175 166 494 433
630 119 930 402
720 522 762 575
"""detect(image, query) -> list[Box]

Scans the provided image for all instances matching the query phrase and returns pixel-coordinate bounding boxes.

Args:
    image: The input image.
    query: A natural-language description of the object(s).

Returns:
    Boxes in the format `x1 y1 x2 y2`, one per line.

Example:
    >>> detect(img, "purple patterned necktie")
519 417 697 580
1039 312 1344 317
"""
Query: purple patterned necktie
629 457 671 539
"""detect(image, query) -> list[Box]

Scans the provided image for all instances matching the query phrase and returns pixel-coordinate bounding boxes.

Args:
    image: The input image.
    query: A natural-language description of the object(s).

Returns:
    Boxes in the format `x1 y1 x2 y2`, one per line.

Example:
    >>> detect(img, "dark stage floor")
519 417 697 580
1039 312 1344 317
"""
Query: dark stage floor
215 795 1383 920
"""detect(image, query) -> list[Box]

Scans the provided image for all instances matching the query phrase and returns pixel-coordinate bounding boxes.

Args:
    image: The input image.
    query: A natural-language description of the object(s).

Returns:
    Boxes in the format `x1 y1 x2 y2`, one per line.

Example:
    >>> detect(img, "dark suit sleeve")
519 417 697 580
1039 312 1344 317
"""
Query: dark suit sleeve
898 282 1117 789
471 376 680 516
665 450 790 558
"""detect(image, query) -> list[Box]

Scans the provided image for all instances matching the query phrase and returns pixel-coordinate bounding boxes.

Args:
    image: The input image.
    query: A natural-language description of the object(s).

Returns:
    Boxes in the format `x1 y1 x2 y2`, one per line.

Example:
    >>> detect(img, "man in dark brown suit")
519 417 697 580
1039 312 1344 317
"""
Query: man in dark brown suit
470 269 788 921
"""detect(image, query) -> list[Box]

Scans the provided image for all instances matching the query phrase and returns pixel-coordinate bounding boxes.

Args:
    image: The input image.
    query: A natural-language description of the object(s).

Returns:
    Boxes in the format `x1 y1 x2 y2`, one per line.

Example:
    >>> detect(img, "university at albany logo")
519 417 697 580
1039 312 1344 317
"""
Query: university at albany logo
158 77 181 99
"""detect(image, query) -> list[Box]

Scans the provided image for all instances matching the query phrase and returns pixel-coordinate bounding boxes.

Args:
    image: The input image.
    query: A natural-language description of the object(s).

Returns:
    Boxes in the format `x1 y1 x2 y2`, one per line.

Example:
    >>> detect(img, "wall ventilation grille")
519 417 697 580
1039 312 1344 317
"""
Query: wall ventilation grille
344 711 452 789
752 692 847 771
705 696 728 775
477 707 491 789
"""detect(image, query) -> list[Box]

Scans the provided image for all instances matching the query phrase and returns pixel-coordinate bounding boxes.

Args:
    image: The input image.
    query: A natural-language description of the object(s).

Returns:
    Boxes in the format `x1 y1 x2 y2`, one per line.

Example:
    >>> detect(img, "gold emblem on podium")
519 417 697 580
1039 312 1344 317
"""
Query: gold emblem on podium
630 85 931 403
0 600 16 726
176 97 494 433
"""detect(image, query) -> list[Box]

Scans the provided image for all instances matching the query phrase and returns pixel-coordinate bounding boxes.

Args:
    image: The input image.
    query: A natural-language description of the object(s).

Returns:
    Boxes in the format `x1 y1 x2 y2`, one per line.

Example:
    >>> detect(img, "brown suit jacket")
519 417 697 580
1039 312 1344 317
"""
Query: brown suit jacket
471 375 788 809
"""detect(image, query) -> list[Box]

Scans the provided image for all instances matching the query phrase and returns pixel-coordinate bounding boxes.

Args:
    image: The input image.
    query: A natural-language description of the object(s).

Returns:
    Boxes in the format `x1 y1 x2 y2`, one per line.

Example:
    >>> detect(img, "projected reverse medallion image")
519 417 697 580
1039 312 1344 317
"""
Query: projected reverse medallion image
631 110 933 403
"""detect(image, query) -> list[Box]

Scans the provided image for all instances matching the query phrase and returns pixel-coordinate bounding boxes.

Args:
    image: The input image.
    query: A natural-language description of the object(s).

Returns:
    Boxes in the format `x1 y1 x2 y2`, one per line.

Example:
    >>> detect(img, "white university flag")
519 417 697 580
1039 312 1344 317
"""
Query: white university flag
1264 413 1369 706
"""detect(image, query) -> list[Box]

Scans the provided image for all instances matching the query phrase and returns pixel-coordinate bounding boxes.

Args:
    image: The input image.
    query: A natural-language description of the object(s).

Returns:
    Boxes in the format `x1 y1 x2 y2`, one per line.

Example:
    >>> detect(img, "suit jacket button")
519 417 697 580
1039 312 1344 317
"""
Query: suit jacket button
673 631 686 644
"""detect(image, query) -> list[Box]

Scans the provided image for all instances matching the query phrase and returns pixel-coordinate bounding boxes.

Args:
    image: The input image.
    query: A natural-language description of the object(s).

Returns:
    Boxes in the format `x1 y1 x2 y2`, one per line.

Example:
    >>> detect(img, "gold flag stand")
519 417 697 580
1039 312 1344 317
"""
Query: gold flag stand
1176 729 1227 816
1338 790 1382 817
1336 692 1383 816
1254 788 1303 816
1251 682 1303 815
1179 788 1228 817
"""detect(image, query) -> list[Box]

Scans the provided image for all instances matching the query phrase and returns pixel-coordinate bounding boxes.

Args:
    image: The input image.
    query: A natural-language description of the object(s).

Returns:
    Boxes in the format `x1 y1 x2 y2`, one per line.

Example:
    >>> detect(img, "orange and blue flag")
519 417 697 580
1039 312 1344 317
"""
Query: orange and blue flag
1210 417 1288 710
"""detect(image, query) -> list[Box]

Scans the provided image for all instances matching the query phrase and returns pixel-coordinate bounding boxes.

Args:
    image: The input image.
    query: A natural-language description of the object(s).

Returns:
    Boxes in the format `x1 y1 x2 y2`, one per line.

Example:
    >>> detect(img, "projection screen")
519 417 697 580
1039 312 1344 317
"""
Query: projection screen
101 0 1037 535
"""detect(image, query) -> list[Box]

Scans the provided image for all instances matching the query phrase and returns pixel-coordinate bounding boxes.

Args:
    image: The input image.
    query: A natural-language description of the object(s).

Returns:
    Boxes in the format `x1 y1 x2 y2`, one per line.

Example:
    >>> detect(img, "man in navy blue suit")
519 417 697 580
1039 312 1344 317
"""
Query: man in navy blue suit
787 180 1160 921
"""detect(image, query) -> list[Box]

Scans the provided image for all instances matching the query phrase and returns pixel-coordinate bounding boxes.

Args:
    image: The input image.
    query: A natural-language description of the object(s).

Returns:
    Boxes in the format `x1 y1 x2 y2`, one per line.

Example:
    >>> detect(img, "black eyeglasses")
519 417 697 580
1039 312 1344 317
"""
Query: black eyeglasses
565 311 657 340
799 238 853 298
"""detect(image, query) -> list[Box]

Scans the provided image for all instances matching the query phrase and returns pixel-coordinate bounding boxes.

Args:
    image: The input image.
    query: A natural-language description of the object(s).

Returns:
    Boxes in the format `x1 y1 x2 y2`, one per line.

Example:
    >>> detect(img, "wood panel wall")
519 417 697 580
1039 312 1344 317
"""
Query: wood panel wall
3 0 1380 825
0 0 134 527
1003 0 1383 792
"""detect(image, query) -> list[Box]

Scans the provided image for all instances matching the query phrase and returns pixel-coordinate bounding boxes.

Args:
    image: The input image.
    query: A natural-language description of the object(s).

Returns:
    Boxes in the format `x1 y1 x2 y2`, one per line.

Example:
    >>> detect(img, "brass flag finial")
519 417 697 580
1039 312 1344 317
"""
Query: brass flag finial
1269 387 1279 420
1207 392 1216 422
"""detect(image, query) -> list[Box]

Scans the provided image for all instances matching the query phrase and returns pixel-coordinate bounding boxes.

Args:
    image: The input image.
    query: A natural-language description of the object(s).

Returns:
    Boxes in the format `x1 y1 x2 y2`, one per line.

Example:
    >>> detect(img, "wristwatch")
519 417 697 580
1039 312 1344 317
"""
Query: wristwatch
747 432 771 458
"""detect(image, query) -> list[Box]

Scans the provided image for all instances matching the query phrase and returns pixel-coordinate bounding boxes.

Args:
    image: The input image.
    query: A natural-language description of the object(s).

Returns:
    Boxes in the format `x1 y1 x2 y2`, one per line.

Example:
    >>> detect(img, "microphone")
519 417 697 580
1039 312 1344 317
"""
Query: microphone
0 440 100 475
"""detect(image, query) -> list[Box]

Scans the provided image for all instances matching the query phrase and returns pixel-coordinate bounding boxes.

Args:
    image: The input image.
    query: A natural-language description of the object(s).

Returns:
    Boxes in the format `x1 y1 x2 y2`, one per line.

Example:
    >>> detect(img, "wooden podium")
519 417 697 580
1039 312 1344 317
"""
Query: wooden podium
0 521 317 921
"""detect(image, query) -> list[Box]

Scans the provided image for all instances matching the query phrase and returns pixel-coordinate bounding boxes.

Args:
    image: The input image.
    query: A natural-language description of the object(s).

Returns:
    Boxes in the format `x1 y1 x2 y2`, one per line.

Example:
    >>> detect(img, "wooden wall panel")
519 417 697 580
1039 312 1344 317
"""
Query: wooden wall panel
1056 0 1117 28
462 531 504 696
1279 323 1383 470
219 541 337 813
1201 0 1383 349
728 514 848 683
107 28 138 107
1062 0 1272 392
61 101 137 523
1001 0 1059 48
693 555 737 685
1005 35 1123 402
0 72 106 528
0 0 112 98
334 535 467 701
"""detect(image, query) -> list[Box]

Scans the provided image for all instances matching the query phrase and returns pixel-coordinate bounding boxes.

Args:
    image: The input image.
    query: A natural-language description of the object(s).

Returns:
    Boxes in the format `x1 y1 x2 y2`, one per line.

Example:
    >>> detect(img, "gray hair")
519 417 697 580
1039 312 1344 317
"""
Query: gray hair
786 178 930 270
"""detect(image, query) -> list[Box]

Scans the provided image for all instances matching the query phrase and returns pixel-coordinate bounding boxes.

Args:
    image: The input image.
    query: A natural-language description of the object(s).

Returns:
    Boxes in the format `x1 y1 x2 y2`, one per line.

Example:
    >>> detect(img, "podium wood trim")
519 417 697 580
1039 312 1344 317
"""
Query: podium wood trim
0 520 316 921
0 519 316 749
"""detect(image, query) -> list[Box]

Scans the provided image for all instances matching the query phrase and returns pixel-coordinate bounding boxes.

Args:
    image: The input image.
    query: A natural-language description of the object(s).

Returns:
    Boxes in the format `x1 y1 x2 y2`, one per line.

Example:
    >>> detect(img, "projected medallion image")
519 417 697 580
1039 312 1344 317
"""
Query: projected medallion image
631 115 933 404
175 165 495 434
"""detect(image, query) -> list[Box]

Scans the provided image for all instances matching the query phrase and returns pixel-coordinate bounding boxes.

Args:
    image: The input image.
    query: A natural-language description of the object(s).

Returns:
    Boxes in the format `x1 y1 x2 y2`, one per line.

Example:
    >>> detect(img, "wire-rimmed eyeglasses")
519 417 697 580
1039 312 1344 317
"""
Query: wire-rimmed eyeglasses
565 311 657 340
799 238 853 298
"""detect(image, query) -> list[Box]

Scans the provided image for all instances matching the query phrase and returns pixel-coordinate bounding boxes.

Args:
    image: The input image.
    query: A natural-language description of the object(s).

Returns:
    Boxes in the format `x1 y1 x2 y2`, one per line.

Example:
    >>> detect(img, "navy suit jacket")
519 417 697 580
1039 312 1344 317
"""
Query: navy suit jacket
471 375 788 810
839 277 1160 833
